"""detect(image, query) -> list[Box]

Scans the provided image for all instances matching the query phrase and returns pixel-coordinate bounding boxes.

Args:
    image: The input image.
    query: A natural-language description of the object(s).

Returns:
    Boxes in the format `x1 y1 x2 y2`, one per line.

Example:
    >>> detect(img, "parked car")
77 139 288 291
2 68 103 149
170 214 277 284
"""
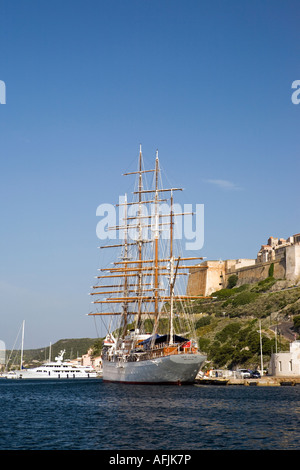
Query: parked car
250 370 261 378
237 369 251 378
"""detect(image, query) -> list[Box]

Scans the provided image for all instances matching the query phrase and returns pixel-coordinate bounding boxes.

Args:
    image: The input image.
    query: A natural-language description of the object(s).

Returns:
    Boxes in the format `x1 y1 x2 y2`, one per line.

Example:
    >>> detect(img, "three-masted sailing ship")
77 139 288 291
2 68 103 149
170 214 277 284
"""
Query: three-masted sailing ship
89 146 207 384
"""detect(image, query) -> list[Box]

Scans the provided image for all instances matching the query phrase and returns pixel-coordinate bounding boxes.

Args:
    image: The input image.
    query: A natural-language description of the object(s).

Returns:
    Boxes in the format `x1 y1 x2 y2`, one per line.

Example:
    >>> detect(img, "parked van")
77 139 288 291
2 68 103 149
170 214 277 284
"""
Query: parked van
236 369 251 378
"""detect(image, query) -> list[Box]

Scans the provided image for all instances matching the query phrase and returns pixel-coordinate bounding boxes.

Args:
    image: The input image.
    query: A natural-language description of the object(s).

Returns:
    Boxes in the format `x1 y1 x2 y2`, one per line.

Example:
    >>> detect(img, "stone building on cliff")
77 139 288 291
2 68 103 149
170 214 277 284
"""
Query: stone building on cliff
187 233 300 297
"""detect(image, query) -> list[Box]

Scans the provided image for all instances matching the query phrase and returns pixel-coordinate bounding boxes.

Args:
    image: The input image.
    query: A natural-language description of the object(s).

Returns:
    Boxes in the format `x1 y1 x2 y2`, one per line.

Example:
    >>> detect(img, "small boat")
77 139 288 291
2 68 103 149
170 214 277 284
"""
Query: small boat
0 371 19 379
6 350 98 379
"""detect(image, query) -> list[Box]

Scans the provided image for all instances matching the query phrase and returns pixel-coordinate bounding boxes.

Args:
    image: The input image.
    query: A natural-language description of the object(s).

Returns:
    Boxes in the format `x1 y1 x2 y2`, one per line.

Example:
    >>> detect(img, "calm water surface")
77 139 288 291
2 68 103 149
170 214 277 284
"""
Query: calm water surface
0 379 299 450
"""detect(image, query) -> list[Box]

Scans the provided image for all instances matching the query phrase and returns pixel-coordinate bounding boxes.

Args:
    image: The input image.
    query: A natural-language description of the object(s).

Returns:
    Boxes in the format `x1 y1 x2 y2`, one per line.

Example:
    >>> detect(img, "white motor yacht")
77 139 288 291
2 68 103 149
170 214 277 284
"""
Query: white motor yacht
7 350 99 379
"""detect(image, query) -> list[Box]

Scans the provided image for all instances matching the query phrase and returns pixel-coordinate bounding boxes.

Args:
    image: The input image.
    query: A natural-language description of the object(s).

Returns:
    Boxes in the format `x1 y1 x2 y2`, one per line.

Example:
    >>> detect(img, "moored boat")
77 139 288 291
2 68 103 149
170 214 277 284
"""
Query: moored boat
89 146 207 384
6 350 98 379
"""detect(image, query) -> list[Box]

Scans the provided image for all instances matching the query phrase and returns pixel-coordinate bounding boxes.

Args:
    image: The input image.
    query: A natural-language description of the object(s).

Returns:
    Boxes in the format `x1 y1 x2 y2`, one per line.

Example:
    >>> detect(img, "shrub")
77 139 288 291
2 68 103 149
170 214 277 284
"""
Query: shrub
228 349 252 369
231 291 258 307
198 337 210 352
195 316 211 329
286 303 300 317
234 284 250 292
212 289 235 300
212 344 236 368
251 277 277 293
228 274 238 289
293 315 300 331
215 322 241 343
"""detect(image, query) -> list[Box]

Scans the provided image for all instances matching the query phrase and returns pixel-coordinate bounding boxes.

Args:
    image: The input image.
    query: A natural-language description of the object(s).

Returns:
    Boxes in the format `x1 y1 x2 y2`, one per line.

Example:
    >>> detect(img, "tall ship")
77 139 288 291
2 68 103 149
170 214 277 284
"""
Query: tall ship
89 146 207 384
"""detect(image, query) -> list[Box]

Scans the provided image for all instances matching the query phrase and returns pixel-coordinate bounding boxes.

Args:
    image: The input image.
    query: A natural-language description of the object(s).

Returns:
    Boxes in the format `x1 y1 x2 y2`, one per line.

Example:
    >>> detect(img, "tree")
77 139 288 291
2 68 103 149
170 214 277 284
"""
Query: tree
228 274 238 289
268 263 274 278
293 315 300 332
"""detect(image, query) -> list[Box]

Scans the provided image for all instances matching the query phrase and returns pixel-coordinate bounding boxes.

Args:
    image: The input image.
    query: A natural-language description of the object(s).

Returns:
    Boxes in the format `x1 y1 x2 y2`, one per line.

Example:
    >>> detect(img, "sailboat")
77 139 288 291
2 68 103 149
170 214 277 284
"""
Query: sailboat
89 146 207 384
0 320 25 379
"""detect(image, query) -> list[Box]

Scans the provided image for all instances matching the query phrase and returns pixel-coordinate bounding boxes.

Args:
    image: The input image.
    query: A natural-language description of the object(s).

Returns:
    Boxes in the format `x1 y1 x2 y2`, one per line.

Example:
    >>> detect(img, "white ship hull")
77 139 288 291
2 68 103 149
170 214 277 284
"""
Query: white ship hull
14 368 98 379
5 350 99 380
103 353 206 384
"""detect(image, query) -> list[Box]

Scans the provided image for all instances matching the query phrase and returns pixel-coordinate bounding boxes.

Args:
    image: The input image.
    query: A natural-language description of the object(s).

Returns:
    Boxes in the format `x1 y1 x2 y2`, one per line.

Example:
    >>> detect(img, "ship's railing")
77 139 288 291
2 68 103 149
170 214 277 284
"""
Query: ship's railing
102 341 198 363
139 342 197 360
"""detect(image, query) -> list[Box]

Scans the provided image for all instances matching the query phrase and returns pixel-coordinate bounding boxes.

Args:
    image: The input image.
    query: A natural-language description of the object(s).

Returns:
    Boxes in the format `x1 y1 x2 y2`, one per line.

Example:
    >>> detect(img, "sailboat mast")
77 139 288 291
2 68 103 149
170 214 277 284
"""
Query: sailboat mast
121 193 129 338
138 145 143 263
169 192 174 345
168 194 180 344
259 320 264 376
20 320 25 370
154 151 160 325
136 146 143 327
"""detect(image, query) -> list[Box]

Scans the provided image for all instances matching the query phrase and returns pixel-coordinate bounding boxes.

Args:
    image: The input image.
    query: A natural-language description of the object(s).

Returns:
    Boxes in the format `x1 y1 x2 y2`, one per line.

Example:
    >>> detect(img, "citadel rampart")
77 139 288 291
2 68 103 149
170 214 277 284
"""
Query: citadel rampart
187 234 300 296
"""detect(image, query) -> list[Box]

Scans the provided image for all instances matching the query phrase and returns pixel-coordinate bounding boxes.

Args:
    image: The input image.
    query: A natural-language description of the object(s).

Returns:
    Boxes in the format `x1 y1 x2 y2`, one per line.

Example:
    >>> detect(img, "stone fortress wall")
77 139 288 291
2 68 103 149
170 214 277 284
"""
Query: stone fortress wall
187 233 300 296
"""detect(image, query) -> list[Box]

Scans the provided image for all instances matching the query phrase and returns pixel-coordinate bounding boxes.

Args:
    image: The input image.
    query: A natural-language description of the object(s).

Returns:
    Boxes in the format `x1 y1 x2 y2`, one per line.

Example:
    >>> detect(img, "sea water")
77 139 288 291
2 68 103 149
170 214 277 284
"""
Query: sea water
0 379 299 450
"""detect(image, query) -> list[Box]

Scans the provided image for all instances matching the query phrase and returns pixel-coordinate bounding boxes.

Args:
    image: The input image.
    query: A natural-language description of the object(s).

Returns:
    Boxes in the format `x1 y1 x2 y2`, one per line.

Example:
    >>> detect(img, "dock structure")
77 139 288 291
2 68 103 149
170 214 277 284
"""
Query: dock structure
195 376 300 386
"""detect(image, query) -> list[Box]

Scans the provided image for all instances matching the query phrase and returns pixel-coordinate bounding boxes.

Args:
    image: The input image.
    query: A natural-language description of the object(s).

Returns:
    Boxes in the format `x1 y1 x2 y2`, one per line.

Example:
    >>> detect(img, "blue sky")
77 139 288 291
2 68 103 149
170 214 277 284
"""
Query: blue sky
0 0 299 349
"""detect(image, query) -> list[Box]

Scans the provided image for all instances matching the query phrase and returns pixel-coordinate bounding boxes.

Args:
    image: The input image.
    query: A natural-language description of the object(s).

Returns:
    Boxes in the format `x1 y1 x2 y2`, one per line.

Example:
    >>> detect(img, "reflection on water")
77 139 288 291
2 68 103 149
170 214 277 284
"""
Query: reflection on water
0 379 299 449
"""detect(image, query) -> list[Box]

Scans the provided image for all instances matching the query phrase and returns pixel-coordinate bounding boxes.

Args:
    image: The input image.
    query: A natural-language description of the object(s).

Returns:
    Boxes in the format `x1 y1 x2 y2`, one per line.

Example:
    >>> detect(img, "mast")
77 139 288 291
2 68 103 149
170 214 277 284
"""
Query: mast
169 192 174 345
20 320 25 370
259 320 264 376
136 145 144 328
120 193 129 338
154 151 160 325
88 147 210 328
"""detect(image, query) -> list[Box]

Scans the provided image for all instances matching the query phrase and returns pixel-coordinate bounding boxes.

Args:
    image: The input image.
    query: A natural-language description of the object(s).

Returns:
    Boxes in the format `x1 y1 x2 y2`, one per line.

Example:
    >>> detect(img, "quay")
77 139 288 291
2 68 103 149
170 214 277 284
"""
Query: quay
195 376 300 386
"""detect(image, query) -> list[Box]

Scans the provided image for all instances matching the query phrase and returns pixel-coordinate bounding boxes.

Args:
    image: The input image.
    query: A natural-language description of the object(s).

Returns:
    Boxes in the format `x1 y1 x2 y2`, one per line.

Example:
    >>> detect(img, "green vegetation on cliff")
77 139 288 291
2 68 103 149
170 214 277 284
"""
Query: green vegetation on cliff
192 278 300 370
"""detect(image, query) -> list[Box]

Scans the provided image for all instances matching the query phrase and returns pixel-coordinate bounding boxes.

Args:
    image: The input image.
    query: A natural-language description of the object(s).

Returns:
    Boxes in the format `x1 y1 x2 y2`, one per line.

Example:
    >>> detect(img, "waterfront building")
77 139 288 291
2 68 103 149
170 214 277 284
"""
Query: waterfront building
81 348 102 371
269 340 300 377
